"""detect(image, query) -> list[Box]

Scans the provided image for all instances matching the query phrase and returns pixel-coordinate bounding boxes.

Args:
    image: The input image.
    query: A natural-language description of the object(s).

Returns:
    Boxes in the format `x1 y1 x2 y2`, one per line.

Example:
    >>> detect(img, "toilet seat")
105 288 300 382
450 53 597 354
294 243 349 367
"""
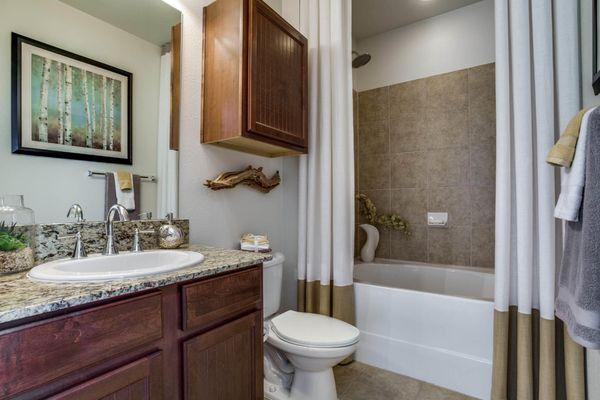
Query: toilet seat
270 311 360 349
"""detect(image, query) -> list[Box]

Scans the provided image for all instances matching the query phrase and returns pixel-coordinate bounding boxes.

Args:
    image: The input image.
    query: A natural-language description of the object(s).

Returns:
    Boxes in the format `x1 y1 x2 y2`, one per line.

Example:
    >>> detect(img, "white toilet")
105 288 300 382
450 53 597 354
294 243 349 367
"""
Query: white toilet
263 253 360 400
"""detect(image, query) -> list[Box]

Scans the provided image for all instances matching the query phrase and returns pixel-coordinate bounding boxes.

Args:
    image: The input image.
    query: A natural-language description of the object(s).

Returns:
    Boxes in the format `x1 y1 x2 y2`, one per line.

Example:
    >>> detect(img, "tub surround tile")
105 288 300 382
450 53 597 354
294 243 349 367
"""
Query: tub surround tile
390 114 427 153
389 79 427 118
391 151 428 188
427 148 470 188
426 70 468 113
359 154 391 190
359 119 390 155
358 190 391 225
471 225 494 269
356 64 496 270
426 111 469 150
358 86 389 124
470 142 496 186
428 226 471 266
391 189 428 226
470 186 495 226
468 64 496 148
375 228 391 259
390 224 427 263
428 187 471 226
0 244 270 324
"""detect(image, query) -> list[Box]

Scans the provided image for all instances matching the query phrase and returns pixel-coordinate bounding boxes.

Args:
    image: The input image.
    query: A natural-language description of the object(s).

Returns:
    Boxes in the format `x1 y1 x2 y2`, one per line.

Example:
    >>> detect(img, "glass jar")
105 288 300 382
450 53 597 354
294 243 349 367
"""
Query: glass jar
0 195 35 226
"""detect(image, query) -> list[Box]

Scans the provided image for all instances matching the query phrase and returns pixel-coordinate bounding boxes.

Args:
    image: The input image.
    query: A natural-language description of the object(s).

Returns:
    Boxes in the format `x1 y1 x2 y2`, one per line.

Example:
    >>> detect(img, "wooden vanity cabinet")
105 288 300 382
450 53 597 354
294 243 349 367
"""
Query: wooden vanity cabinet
0 265 263 400
202 0 308 157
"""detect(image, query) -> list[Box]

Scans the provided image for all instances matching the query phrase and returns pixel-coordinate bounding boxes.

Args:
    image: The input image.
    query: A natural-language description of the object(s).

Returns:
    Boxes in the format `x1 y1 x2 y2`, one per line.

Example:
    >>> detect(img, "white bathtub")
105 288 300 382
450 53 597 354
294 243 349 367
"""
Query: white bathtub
353 259 494 400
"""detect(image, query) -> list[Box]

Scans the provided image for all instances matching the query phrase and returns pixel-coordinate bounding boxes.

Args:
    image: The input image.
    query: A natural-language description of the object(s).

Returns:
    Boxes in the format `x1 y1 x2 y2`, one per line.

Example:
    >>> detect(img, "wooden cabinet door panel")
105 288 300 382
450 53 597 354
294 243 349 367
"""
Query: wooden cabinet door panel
0 293 162 398
248 0 308 148
183 311 262 400
47 352 163 400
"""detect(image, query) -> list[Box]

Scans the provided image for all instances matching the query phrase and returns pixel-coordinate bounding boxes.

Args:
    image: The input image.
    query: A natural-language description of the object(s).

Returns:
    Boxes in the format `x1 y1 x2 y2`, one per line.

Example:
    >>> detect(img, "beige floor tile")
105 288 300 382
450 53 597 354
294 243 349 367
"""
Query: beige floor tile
416 382 477 400
334 362 473 400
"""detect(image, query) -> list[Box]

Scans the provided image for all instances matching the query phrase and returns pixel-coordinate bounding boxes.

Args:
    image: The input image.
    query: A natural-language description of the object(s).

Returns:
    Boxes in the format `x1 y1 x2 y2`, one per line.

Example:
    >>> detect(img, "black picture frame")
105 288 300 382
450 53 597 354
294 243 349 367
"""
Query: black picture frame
593 0 600 95
11 33 133 164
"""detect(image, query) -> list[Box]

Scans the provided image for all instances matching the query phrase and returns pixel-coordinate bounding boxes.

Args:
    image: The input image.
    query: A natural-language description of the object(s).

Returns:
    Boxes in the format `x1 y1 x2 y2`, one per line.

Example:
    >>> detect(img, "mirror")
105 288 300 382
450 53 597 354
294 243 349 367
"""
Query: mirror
2 0 181 223
594 0 600 94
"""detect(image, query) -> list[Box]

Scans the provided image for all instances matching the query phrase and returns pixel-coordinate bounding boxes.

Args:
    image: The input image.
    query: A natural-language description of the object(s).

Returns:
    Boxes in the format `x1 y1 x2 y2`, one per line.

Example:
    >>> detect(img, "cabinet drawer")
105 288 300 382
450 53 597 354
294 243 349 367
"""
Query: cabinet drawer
0 292 163 398
182 266 261 331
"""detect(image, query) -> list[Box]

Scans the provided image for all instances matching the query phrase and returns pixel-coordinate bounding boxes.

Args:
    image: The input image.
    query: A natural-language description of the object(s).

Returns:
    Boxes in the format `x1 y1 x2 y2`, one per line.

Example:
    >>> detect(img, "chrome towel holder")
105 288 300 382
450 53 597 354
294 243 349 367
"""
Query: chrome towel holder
87 170 157 182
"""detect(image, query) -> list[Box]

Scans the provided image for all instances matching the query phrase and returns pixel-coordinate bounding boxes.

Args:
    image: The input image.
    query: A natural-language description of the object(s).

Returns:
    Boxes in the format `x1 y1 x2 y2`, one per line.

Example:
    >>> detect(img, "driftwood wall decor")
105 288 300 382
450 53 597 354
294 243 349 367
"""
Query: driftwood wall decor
204 166 281 193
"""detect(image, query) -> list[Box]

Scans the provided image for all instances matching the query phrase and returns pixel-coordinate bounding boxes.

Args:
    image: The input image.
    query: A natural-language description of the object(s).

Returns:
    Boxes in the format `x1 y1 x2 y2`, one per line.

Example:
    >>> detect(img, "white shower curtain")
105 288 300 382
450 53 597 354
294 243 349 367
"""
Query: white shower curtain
157 52 179 217
296 0 355 324
491 0 585 398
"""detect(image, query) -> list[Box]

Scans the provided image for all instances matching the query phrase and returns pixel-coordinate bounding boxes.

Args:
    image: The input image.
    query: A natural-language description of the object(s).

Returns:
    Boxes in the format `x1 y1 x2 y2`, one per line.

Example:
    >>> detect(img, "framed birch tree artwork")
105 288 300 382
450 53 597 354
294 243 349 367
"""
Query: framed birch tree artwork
11 33 133 164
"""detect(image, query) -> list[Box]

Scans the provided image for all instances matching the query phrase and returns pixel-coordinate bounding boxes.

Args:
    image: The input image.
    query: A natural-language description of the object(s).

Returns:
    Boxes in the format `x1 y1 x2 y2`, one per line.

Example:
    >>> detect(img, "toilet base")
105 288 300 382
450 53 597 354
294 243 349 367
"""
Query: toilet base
264 378 291 400
290 367 338 400
264 368 339 400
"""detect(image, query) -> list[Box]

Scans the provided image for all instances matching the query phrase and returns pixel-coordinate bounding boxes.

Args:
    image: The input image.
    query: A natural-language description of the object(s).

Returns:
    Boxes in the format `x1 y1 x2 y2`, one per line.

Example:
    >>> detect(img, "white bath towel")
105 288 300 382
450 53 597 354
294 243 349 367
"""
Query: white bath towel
555 107 598 221
113 172 135 211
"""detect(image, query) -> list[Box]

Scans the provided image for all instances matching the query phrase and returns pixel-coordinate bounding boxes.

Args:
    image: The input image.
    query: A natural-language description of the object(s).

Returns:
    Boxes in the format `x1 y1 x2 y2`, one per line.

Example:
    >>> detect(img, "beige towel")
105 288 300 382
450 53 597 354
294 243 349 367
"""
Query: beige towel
546 109 589 167
116 170 133 191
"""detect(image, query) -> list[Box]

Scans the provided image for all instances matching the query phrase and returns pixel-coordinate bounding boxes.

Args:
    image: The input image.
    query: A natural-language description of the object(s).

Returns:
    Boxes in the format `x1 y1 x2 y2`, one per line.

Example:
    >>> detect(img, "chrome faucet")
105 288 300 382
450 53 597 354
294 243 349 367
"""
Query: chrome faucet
104 204 130 255
59 230 87 259
131 228 156 252
67 203 85 222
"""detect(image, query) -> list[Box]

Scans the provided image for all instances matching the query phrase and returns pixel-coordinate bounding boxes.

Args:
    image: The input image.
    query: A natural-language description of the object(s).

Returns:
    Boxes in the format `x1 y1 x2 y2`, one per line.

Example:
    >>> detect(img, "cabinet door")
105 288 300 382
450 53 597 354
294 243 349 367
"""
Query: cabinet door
47 352 163 400
183 311 262 400
247 0 308 150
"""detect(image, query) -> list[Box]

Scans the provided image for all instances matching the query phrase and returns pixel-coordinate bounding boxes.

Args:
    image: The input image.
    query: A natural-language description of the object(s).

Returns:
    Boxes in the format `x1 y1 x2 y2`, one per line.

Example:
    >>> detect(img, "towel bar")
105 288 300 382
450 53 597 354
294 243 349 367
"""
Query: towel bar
87 170 157 182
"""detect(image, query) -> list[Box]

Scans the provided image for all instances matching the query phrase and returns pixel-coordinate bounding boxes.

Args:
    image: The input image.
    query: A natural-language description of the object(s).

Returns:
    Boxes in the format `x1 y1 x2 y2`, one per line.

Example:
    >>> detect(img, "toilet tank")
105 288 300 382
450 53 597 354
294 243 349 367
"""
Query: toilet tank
263 252 285 319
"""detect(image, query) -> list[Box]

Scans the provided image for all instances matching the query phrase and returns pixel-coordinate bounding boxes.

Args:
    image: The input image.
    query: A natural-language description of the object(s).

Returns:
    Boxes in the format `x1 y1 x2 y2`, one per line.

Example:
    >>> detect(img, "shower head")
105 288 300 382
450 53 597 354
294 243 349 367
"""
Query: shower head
352 51 371 68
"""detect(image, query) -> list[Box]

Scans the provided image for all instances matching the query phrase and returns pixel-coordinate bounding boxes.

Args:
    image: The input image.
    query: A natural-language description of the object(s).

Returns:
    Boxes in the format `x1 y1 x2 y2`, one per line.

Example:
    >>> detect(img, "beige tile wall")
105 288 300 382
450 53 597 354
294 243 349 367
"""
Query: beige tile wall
355 63 495 269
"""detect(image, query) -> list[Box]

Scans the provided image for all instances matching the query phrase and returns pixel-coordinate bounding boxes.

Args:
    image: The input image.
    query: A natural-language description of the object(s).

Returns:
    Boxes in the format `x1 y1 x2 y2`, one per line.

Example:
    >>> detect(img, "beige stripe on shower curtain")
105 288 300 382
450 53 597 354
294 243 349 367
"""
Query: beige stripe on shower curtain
297 281 355 326
296 0 355 327
491 0 585 398
491 309 585 400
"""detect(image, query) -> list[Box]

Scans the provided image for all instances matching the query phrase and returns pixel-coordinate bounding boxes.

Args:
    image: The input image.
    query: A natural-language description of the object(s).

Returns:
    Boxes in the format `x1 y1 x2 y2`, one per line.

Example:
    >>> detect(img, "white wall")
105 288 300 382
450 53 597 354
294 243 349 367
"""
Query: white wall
579 0 600 398
0 0 160 223
174 0 298 310
353 0 495 92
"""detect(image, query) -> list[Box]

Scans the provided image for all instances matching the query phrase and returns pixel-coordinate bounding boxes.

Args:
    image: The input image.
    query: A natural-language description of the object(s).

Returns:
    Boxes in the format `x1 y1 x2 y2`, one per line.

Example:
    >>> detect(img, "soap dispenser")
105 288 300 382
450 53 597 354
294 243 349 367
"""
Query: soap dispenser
158 213 184 249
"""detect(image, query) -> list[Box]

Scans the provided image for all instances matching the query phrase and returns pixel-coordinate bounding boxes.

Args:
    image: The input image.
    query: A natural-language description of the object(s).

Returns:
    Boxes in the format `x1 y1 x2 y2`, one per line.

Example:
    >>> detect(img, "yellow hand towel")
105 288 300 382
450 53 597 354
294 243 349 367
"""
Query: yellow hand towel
115 170 133 191
546 108 589 167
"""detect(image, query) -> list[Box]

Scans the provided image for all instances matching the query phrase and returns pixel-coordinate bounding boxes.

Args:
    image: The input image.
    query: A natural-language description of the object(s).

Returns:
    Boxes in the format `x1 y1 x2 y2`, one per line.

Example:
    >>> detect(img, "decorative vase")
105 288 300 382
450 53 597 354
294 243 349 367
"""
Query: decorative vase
359 224 379 262
0 195 35 225
0 247 34 274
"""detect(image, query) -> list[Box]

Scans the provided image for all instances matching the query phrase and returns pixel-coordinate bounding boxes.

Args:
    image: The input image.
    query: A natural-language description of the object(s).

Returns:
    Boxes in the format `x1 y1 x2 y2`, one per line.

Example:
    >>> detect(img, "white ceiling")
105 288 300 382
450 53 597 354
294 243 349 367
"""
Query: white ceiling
352 0 484 39
60 0 181 46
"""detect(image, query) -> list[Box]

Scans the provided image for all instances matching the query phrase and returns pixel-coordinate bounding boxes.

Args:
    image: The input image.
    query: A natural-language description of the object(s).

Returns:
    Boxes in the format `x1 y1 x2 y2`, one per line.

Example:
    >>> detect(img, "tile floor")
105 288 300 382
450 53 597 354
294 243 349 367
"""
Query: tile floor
333 361 476 400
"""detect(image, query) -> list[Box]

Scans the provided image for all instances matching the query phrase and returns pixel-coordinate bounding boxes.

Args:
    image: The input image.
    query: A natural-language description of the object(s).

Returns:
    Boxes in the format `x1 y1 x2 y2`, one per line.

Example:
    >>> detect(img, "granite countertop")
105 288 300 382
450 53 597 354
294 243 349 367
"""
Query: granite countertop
0 244 271 324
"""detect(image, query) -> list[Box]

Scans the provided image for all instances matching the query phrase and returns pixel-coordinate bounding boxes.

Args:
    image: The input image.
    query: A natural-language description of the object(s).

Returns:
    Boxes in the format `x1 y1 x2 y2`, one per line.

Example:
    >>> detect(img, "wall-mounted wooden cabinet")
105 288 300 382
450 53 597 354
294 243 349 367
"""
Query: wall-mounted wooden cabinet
202 0 308 157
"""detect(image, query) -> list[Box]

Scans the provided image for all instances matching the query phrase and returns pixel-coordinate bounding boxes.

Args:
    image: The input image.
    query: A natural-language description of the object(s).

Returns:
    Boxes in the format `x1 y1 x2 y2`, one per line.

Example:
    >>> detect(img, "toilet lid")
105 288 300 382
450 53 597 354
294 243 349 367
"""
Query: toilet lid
270 311 360 348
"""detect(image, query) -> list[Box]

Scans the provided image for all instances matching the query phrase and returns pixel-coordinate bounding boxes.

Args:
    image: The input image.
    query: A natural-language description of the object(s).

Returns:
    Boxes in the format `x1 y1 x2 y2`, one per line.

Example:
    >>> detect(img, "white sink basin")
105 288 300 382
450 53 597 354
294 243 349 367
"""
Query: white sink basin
28 250 205 283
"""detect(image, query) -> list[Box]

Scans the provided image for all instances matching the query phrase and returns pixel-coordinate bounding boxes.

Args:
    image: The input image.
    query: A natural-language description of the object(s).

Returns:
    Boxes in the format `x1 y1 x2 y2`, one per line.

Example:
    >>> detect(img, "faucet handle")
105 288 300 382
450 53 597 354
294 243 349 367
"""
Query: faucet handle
139 211 153 220
131 228 156 252
67 203 85 222
59 231 87 259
